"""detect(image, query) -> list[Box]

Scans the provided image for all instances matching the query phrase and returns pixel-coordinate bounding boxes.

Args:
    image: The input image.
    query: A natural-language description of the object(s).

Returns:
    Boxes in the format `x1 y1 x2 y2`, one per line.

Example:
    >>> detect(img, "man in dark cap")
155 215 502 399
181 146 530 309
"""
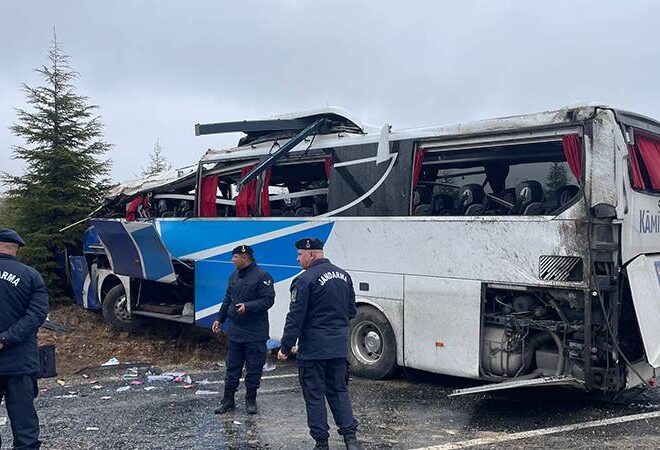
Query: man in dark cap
0 228 49 449
278 238 362 450
212 244 275 415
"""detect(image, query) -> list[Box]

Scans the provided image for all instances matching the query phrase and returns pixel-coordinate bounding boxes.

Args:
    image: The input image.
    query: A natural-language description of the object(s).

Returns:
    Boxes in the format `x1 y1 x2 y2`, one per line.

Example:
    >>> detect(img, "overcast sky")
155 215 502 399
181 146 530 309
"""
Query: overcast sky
1 1 659 192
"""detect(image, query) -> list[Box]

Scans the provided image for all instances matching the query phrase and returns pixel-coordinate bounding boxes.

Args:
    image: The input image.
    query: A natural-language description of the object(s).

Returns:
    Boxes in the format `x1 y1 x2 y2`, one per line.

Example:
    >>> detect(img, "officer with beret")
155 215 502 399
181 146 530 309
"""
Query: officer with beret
0 228 49 449
278 238 362 450
212 244 275 415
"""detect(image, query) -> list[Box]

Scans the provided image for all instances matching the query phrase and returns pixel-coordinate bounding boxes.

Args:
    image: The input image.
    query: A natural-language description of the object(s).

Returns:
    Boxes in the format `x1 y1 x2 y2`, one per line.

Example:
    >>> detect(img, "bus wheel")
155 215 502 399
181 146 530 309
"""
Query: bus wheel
349 306 397 379
102 285 139 332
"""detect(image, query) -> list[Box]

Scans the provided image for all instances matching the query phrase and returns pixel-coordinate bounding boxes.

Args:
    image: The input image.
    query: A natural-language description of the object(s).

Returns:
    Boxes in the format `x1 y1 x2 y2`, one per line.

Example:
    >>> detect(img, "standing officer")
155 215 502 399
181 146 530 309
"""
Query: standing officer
212 244 275 415
0 228 49 450
278 238 362 450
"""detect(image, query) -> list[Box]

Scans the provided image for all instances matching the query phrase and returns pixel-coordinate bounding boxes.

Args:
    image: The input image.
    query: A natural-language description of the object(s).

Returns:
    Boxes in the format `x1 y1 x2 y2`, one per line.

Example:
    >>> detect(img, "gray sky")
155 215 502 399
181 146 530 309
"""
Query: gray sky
1 0 659 191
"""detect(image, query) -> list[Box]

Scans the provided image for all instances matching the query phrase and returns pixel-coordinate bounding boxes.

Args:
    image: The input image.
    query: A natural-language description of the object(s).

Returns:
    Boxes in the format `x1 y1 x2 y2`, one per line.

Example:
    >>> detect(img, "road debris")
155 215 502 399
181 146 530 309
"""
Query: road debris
85 427 99 431
195 390 219 395
101 357 120 366
116 386 130 393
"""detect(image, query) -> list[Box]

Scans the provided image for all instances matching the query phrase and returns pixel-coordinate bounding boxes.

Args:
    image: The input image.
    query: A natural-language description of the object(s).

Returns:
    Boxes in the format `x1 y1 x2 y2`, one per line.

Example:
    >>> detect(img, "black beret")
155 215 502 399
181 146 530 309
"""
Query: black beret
295 237 324 250
232 244 254 256
0 228 25 247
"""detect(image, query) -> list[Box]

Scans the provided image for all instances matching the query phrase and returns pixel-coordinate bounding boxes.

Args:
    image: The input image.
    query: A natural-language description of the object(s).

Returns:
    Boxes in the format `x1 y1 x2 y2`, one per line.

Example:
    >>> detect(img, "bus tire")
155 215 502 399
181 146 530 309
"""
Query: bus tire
102 284 140 332
349 305 397 379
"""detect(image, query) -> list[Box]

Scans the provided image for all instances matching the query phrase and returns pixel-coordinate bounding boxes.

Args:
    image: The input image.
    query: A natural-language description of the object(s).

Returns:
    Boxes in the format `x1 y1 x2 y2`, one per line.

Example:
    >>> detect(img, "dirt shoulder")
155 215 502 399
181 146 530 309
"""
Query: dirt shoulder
38 304 225 376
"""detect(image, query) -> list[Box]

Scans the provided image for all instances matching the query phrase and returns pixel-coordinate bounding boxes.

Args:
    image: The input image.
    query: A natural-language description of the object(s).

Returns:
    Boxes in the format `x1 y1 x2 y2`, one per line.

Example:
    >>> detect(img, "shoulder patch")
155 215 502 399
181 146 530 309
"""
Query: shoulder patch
291 287 297 303
263 279 272 287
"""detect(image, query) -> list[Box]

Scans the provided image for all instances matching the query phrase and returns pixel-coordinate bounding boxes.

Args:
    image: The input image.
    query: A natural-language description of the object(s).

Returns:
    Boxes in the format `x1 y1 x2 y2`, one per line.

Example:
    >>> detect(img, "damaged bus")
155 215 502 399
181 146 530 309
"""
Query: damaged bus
71 104 660 396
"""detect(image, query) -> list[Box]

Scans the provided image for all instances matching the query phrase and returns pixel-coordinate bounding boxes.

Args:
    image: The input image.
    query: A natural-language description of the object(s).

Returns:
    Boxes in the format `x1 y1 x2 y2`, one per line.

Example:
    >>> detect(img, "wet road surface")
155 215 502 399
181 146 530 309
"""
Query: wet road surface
3 363 660 449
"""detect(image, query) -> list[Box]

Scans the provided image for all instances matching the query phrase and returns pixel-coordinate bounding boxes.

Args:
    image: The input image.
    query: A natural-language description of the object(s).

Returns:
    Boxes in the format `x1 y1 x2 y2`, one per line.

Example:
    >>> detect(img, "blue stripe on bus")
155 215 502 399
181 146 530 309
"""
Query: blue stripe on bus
130 225 176 282
194 221 334 319
158 220 305 258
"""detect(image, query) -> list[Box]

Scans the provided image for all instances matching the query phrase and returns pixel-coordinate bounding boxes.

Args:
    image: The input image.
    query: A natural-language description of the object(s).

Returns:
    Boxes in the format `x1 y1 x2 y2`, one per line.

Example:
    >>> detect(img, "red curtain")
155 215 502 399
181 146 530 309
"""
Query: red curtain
634 135 660 190
125 195 143 221
562 135 582 183
200 174 218 217
235 165 271 217
629 144 646 189
324 157 333 180
412 148 425 188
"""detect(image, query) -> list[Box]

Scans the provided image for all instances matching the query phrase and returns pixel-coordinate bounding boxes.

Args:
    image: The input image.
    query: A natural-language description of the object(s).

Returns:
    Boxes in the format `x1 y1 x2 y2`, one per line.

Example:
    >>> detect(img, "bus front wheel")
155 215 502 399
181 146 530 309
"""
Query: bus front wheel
102 284 140 332
349 306 397 379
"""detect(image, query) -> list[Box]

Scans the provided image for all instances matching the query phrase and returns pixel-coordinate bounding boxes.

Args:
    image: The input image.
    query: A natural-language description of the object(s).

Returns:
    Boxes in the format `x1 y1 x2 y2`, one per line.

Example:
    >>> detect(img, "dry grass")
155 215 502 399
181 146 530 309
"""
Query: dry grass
38 304 226 375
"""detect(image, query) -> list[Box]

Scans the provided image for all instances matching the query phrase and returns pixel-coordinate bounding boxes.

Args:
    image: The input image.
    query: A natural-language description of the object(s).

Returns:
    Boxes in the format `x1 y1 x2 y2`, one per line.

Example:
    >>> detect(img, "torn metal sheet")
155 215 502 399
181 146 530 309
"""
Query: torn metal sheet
91 219 177 284
448 376 585 397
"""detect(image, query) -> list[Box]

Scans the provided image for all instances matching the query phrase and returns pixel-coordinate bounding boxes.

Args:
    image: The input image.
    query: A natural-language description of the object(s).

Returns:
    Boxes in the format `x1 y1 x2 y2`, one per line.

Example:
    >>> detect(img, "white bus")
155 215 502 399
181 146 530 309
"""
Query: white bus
74 104 660 396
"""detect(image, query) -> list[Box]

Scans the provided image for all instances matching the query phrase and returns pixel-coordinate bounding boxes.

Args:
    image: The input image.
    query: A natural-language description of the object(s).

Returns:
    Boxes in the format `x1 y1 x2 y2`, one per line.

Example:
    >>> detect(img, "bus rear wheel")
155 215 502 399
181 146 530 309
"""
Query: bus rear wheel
349 306 397 379
102 284 140 332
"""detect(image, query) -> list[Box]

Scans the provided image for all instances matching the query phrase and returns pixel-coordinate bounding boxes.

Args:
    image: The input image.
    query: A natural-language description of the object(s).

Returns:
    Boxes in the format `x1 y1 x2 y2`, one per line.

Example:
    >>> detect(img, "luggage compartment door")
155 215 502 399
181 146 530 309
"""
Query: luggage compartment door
627 253 660 367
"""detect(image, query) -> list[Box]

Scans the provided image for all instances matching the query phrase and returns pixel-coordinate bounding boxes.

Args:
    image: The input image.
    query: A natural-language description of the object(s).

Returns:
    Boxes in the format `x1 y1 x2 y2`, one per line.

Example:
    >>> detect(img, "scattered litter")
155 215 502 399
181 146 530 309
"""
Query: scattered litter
89 380 99 384
129 380 144 385
144 386 157 392
197 379 214 385
123 367 139 380
56 379 66 386
116 386 130 393
67 391 78 395
91 385 103 390
233 420 242 425
101 357 120 366
85 427 99 431
195 390 219 396
183 384 195 389
82 374 90 379
100 396 112 400
183 375 192 384
0 418 7 426
148 375 175 383
163 372 186 378
42 319 74 333
263 361 276 372
53 395 77 399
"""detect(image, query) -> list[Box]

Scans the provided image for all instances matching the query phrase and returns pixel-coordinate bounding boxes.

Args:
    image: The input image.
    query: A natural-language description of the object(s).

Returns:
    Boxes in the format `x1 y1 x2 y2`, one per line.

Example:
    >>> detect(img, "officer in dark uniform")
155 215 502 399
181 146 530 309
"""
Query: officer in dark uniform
0 228 49 450
212 244 275 415
278 238 362 450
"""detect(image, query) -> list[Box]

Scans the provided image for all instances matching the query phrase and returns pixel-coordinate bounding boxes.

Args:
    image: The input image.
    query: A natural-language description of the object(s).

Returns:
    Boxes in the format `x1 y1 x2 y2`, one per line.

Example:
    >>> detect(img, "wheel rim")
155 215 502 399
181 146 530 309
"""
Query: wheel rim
114 295 132 322
351 321 384 365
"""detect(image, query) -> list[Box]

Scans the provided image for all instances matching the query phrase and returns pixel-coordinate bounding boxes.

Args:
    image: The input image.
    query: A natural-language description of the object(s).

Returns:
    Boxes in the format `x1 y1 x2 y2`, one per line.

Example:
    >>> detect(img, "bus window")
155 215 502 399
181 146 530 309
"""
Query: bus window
268 160 329 217
414 140 580 216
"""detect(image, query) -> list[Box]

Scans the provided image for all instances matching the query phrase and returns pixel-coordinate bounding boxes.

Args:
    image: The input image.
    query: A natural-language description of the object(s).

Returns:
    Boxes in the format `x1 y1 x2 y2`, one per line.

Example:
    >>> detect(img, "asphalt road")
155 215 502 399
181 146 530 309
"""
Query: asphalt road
2 363 660 449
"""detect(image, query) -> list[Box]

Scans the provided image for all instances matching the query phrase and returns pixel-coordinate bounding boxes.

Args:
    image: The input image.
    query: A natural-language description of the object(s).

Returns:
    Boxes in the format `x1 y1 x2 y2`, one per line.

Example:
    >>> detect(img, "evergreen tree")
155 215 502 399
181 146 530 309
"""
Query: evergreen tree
545 162 568 193
1 33 112 301
141 138 170 176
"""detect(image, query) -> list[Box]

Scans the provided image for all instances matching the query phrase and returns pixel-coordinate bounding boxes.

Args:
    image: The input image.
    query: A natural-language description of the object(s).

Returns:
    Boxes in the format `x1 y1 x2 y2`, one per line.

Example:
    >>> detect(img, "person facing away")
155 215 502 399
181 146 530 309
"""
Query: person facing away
0 228 49 450
278 238 362 450
212 244 275 415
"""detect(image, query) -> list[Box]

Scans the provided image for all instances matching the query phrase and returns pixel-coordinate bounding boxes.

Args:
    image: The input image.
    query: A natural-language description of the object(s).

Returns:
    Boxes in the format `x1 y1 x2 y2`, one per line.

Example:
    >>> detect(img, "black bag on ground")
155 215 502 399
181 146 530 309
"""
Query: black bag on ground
37 344 57 379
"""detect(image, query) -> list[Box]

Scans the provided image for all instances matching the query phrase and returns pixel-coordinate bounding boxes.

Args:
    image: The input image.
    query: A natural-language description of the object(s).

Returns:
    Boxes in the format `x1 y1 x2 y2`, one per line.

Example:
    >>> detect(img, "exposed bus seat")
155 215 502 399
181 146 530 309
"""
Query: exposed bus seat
512 181 544 215
313 196 328 215
413 187 433 216
295 207 314 217
556 185 580 207
270 199 286 217
157 199 175 218
457 184 486 215
432 194 455 215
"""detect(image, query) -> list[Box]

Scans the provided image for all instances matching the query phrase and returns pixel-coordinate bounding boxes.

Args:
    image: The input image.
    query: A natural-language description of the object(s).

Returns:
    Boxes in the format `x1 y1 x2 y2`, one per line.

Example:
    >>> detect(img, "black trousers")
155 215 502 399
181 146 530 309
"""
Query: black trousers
297 358 358 441
0 374 41 450
224 340 267 391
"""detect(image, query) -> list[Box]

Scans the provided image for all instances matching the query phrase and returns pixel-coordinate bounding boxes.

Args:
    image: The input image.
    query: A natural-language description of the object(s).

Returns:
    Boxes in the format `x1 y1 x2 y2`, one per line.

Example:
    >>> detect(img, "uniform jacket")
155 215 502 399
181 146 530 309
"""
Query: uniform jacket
281 258 356 360
216 262 275 342
0 253 49 375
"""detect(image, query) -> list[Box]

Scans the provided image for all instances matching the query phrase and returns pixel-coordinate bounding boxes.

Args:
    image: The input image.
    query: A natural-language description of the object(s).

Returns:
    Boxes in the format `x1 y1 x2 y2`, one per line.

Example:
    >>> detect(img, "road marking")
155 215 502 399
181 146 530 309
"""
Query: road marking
413 410 660 449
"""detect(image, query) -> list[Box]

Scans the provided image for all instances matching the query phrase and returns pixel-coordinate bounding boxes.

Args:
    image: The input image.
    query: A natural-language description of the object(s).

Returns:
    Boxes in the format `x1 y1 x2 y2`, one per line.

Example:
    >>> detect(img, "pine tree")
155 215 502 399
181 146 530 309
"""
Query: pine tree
141 138 171 176
545 162 568 193
1 33 112 301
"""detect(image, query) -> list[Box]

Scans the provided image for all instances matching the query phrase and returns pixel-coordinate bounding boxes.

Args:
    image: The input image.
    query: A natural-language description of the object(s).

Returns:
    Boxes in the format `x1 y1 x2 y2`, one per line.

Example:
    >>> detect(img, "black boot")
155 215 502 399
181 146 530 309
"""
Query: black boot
245 388 258 415
343 433 363 450
214 387 236 414
313 440 329 450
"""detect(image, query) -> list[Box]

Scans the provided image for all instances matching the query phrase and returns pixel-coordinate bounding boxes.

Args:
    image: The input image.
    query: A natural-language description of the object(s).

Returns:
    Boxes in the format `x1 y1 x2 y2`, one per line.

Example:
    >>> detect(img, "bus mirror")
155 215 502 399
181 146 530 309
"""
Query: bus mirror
592 203 616 219
376 123 391 165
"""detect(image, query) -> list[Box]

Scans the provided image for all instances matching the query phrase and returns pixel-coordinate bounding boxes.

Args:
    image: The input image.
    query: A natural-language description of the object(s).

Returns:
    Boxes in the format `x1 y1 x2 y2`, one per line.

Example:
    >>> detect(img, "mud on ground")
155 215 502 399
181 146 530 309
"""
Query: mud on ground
38 304 226 375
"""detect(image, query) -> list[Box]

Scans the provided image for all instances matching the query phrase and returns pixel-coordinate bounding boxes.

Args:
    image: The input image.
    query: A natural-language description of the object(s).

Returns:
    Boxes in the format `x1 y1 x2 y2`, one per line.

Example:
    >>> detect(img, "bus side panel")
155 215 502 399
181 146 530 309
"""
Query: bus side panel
403 275 482 379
